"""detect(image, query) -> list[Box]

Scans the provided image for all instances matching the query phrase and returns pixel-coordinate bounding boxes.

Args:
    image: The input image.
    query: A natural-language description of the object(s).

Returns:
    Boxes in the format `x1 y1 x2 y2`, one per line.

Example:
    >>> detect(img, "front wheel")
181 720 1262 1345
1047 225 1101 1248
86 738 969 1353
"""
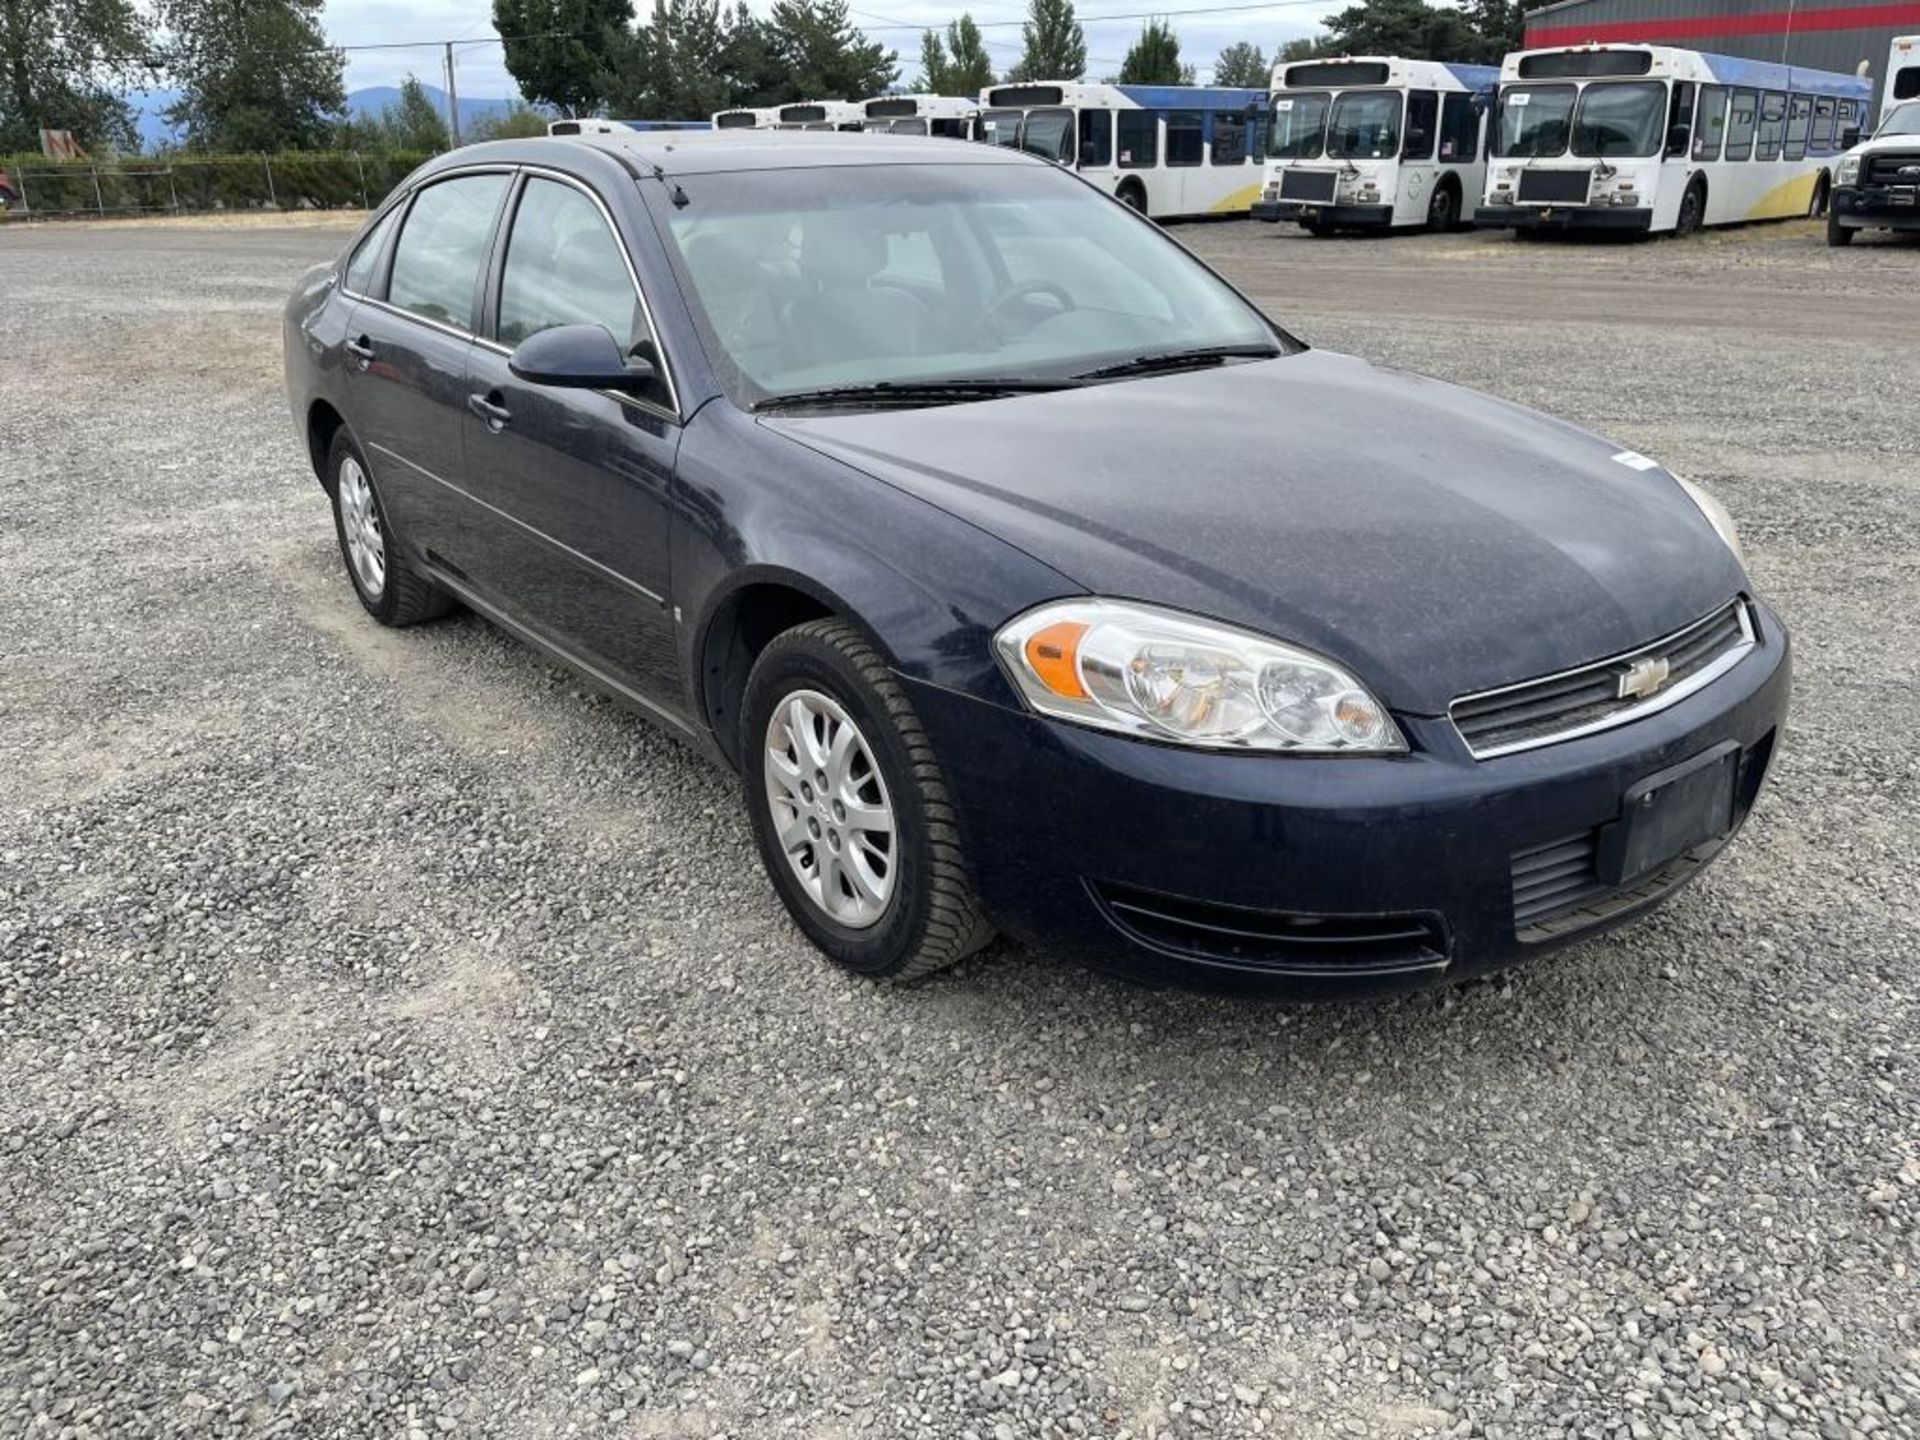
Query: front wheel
1827 210 1854 246
1674 182 1706 237
742 620 993 980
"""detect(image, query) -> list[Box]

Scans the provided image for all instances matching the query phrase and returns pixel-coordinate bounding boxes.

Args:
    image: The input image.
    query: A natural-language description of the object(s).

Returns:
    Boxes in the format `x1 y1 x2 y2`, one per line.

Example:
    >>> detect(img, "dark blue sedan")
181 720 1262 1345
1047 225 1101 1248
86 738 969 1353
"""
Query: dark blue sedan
283 131 1788 995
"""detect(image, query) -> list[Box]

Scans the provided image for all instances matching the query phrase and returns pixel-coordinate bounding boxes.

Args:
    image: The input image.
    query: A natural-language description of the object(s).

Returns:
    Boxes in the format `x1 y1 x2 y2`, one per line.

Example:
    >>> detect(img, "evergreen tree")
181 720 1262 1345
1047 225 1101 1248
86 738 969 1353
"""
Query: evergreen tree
1118 19 1183 86
0 0 156 153
1278 34 1331 61
1009 0 1085 82
917 30 953 94
602 0 732 119
467 103 554 140
493 0 634 116
1212 40 1268 88
768 0 895 102
1319 0 1479 64
717 3 786 106
159 0 345 150
916 16 993 96
378 74 450 151
1461 0 1526 62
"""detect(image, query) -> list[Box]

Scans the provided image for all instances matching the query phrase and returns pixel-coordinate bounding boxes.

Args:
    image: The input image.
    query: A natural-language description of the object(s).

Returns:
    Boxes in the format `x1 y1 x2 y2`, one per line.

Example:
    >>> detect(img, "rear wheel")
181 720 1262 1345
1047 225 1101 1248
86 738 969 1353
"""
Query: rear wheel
1117 182 1147 216
1425 182 1458 232
1827 209 1854 246
1674 181 1706 237
742 620 993 981
326 430 453 627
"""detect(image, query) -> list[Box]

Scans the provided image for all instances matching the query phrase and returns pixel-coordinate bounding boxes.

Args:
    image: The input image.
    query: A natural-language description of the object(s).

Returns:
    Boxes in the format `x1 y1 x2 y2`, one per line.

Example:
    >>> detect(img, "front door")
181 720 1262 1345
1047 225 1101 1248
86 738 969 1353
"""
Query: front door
460 172 682 710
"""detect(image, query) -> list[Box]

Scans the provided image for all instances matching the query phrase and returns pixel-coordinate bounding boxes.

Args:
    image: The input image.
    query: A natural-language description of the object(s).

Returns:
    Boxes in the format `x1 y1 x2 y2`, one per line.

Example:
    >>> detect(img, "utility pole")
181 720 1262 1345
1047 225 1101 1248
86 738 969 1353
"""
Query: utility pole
443 41 462 145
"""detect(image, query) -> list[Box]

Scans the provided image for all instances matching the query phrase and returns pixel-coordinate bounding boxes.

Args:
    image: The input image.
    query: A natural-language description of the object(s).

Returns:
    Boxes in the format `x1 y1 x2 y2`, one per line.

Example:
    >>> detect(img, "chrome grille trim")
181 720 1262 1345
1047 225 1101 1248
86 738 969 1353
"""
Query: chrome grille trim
1451 600 1757 760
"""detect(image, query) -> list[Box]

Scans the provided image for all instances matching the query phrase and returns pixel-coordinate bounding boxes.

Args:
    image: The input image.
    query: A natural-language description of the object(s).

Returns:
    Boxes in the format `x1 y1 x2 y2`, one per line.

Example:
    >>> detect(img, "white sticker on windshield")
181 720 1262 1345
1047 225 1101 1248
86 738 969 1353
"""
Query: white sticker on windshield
1510 92 1531 106
1276 99 1294 111
1611 450 1661 471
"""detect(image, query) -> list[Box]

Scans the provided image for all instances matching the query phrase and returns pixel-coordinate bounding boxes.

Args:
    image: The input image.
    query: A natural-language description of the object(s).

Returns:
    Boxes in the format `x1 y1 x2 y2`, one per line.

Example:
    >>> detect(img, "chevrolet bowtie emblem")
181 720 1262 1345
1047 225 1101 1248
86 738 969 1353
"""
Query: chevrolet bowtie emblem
1618 655 1672 700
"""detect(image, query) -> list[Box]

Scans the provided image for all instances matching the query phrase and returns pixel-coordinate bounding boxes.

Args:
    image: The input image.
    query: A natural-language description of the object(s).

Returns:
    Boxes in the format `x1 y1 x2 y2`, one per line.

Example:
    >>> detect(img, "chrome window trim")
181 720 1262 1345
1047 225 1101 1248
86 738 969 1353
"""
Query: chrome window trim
1451 600 1757 760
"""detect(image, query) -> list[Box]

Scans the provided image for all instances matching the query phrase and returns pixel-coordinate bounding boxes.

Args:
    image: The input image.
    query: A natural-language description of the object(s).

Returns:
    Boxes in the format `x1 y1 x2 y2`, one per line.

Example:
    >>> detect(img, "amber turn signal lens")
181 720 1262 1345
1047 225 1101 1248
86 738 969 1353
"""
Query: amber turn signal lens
1023 621 1089 700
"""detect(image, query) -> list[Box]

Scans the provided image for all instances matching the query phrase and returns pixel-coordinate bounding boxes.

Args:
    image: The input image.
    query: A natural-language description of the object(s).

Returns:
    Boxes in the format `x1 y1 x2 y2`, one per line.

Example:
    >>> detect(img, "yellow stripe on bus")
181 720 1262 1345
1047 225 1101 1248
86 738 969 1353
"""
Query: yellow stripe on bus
1210 182 1264 214
1743 170 1822 220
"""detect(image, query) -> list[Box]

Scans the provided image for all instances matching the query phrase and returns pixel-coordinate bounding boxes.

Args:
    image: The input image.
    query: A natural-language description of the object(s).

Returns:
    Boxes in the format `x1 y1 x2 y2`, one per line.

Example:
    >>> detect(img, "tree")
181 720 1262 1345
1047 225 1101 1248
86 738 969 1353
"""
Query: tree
602 0 732 119
467 104 555 140
158 0 345 150
916 15 993 95
1278 35 1331 61
378 74 450 151
768 0 895 102
0 0 156 153
493 0 634 116
1461 0 1525 63
1008 0 1085 82
1212 40 1267 87
717 3 785 106
1118 18 1183 86
1319 0 1479 63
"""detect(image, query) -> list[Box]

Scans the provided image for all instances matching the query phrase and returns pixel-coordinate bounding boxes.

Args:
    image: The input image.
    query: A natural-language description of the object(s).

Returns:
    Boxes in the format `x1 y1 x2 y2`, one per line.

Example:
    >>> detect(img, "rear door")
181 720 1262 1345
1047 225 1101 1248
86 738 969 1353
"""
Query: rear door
341 170 512 561
459 170 684 710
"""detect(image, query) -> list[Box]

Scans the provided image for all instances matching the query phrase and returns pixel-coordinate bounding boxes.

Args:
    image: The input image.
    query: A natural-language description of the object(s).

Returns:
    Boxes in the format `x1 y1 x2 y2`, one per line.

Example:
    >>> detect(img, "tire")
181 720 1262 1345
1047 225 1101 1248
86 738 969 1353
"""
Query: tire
742 619 993 981
1117 183 1147 216
326 428 453 627
1300 221 1328 237
1425 183 1458 233
1827 210 1854 246
1675 181 1706 237
1809 174 1830 218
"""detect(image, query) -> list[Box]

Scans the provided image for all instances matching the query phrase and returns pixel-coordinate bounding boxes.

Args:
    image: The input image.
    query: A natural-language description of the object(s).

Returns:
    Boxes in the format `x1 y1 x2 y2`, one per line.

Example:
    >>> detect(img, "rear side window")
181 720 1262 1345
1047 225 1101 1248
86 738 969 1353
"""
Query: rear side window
1211 111 1247 165
1117 109 1157 168
1811 96 1835 151
498 176 645 351
1755 91 1786 160
344 205 400 295
387 173 510 331
1165 110 1203 166
1783 94 1812 159
1725 89 1757 160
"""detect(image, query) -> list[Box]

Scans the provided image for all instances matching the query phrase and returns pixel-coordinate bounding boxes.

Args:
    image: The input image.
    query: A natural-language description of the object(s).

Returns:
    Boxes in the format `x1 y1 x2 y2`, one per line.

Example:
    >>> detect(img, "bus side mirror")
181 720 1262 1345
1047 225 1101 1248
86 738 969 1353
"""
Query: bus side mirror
1840 125 1862 148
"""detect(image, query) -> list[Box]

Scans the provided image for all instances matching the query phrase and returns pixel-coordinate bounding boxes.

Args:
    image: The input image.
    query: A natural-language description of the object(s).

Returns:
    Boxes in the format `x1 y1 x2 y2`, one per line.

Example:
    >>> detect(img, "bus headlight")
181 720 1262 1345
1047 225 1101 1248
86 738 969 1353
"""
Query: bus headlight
1837 154 1861 185
996 600 1405 753
1674 476 1744 565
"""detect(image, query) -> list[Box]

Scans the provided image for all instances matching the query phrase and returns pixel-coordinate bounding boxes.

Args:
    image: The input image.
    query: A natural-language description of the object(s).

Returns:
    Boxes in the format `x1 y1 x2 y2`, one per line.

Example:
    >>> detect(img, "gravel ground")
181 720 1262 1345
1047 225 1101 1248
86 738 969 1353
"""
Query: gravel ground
1 212 1917 1440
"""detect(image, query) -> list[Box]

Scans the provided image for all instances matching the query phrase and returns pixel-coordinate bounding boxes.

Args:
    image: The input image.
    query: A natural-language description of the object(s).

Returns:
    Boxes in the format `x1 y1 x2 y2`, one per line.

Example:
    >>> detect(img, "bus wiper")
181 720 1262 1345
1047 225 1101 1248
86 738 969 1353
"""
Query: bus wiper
754 378 1079 412
1072 344 1283 382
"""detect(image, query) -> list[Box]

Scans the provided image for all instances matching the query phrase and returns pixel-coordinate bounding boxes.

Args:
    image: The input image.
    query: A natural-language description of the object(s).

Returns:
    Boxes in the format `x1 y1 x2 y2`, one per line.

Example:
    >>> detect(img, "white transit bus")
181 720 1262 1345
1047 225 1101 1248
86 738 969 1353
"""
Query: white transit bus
710 102 865 131
976 82 1270 218
1249 56 1501 233
859 94 977 137
550 119 711 135
712 107 778 129
1479 44 1872 235
1887 35 1919 121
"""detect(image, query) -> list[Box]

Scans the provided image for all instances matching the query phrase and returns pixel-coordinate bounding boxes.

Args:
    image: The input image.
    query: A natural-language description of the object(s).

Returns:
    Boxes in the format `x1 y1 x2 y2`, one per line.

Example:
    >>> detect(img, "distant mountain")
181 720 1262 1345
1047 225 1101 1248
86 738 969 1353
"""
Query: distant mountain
122 83 524 152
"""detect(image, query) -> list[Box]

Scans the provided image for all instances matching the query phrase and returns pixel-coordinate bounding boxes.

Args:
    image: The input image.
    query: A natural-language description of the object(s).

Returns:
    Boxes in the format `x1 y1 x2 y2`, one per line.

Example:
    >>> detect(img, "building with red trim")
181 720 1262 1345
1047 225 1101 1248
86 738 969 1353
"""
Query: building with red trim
1522 0 1913 104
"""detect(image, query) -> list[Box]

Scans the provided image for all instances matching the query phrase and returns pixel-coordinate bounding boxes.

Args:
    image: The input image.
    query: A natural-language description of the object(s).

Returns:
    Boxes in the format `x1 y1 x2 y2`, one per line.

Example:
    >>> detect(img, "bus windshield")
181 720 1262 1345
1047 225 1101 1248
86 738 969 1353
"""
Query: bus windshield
1573 81 1667 156
1268 92 1330 157
1877 100 1920 136
979 107 1072 161
1496 84 1575 156
1326 90 1402 158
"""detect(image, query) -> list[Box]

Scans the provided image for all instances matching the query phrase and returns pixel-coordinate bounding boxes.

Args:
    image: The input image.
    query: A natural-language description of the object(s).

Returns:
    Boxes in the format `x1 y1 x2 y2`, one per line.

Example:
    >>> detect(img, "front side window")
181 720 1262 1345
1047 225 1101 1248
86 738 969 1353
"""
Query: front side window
1327 89 1401 158
344 204 401 295
387 172 510 330
1895 68 1920 101
662 163 1282 405
1726 88 1757 159
1165 110 1203 166
1267 92 1329 158
1755 91 1787 160
1665 81 1694 157
1879 100 1920 136
1404 90 1438 160
1572 81 1666 157
1079 109 1112 167
1438 91 1478 161
1495 84 1575 157
1117 109 1157 167
1693 85 1727 160
1783 95 1812 160
498 176 646 354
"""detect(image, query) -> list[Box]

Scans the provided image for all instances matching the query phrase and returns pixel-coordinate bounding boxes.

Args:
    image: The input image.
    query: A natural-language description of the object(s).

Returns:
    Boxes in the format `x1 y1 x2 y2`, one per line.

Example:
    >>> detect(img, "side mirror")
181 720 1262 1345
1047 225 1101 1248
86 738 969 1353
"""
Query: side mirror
1840 125 1861 148
508 323 657 393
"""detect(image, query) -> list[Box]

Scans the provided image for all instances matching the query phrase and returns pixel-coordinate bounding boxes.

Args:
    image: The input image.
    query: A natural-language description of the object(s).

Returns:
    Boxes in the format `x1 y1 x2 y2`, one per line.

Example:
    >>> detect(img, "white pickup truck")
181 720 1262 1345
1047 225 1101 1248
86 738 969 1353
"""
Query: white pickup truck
1829 99 1920 245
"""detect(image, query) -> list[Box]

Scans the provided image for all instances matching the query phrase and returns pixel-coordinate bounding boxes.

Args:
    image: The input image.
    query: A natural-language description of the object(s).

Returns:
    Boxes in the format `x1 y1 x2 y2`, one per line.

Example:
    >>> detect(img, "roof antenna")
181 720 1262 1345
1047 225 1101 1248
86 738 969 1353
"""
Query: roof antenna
648 161 690 208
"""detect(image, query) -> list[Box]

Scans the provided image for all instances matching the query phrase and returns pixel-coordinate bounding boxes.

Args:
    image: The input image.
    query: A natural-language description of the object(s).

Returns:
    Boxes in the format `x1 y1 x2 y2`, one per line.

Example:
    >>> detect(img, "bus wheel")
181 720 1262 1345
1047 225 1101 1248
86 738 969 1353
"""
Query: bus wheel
1809 174 1830 218
1117 183 1147 216
1425 182 1458 233
1675 181 1706 237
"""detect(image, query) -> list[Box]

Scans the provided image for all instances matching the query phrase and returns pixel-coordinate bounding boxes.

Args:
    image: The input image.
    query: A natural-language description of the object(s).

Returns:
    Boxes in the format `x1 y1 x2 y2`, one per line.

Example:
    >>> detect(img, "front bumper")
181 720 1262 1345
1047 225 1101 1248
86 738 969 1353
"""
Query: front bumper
1476 204 1653 234
1251 200 1394 227
1831 185 1920 230
903 602 1790 997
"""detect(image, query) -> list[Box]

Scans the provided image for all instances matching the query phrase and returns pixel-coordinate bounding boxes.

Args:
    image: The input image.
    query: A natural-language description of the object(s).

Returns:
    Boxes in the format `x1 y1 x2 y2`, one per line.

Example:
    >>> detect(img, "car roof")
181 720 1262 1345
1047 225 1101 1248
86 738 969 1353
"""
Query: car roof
451 129 1037 178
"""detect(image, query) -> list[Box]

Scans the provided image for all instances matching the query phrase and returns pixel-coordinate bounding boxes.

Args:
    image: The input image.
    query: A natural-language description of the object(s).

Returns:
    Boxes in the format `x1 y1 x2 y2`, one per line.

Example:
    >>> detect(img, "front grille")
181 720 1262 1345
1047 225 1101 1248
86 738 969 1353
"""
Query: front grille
1451 600 1755 760
1091 881 1448 977
1279 168 1337 202
1509 829 1723 941
1864 151 1920 185
1517 168 1593 204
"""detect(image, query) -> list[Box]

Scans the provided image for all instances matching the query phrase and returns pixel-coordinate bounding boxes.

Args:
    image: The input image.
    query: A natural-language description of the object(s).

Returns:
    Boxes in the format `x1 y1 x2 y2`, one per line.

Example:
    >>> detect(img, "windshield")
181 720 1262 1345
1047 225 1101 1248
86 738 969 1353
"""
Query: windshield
1267 91 1330 158
661 163 1288 406
1326 90 1401 158
1877 101 1920 137
1495 84 1575 156
1573 80 1667 156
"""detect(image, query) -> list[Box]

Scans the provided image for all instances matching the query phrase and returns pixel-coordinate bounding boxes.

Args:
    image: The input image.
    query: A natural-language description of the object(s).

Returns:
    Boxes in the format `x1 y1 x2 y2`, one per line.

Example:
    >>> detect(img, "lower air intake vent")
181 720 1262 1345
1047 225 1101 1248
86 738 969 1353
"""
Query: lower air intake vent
1279 168 1337 202
1091 882 1449 977
1517 168 1593 204
1510 829 1722 942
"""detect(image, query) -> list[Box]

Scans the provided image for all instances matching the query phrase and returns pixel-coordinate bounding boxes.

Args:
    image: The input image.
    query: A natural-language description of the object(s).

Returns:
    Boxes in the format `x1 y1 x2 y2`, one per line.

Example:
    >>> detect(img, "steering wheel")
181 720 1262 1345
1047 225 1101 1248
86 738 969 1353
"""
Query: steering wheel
983 277 1078 327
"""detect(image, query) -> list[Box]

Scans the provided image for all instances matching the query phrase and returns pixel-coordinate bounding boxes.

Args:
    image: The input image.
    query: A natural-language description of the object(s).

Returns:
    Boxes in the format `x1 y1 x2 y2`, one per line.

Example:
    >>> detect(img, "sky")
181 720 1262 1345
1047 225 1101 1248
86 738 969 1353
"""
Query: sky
318 0 1336 98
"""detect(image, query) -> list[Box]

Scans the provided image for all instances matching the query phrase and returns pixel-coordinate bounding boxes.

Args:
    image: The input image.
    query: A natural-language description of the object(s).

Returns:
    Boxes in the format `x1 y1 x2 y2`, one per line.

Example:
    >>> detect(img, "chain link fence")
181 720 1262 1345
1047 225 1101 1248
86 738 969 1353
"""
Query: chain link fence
0 152 436 219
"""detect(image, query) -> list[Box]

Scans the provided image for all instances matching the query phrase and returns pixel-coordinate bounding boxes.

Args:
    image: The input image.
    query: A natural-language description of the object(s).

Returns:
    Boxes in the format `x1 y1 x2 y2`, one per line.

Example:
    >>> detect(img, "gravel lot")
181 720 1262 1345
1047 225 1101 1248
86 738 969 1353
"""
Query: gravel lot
2 212 1917 1440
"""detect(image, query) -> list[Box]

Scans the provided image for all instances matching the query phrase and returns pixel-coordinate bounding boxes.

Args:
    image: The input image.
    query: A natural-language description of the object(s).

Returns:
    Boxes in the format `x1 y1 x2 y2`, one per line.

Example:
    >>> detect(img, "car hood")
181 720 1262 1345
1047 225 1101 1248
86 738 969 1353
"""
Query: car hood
760 350 1746 715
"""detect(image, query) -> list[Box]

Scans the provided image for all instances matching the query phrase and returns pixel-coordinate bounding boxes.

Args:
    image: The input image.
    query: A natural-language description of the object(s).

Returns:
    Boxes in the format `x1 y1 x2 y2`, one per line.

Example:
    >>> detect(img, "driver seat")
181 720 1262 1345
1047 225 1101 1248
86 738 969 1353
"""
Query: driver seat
782 212 929 372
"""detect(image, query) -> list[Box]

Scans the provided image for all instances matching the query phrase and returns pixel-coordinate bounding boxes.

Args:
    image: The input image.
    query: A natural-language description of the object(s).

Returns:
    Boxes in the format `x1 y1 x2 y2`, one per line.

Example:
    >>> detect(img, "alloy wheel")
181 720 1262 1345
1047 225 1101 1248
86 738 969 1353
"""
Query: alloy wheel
763 689 897 929
337 455 387 598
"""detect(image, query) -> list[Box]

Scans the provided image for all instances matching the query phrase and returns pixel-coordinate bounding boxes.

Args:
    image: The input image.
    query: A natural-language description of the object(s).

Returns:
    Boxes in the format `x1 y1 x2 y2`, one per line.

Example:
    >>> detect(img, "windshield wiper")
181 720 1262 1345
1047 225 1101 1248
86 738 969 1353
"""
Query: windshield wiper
754 378 1079 412
1072 343 1283 382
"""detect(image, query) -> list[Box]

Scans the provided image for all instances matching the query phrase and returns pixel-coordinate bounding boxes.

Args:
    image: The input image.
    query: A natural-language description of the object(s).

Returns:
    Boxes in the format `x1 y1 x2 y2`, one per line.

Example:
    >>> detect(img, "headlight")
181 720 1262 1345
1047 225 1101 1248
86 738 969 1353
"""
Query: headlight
1837 154 1860 185
995 600 1405 753
1673 475 1744 565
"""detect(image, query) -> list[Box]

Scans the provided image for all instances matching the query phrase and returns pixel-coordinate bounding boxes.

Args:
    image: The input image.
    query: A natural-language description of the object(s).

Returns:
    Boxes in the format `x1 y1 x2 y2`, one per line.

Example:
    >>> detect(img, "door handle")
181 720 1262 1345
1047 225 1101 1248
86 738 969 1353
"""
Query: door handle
467 392 511 431
344 335 375 366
